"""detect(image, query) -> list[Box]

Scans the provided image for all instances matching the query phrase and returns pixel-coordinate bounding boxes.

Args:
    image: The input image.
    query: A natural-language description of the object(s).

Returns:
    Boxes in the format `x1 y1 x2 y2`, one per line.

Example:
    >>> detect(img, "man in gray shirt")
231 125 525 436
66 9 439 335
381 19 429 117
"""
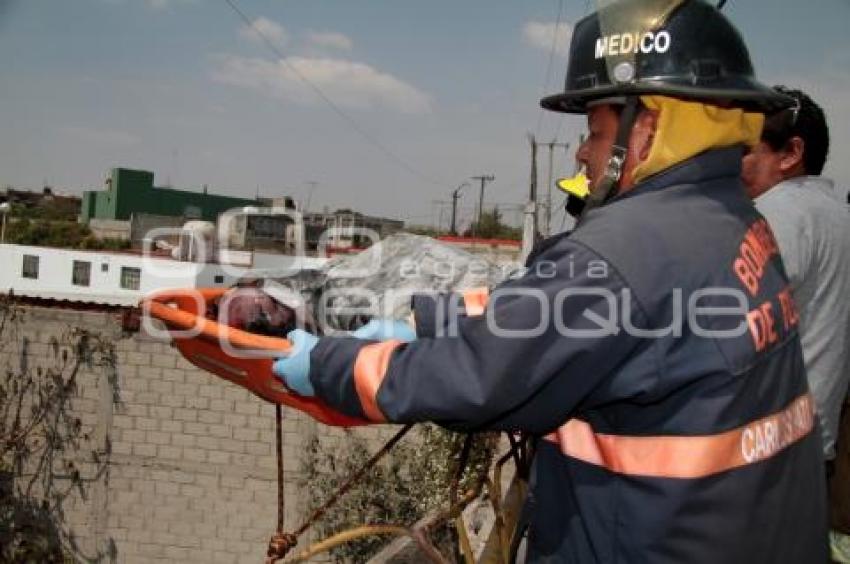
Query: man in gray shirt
742 86 850 460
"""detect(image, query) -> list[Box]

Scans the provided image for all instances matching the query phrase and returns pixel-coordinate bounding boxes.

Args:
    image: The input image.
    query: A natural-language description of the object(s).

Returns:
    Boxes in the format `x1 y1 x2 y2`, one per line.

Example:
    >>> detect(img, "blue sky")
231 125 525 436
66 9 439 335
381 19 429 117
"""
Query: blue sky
1 0 848 228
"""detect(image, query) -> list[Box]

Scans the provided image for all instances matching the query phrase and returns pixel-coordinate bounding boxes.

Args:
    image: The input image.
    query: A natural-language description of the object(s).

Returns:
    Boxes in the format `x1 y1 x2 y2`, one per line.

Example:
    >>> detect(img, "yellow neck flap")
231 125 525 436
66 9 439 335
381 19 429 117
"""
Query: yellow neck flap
632 95 764 184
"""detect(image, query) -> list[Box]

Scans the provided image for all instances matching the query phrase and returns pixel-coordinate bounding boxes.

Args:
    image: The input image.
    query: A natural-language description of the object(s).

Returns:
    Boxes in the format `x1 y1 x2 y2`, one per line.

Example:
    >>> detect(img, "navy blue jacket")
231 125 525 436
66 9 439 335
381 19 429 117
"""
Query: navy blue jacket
309 148 827 562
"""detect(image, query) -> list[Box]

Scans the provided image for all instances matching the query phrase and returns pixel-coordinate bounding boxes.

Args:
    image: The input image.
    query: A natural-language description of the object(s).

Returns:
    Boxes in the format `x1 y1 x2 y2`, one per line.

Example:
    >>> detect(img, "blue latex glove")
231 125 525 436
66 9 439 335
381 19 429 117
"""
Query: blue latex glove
273 329 319 396
351 319 417 342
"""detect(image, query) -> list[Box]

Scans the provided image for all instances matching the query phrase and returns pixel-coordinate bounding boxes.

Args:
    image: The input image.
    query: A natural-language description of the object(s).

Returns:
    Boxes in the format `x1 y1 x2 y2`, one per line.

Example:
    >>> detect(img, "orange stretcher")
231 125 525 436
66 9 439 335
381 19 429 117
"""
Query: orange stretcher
141 288 368 427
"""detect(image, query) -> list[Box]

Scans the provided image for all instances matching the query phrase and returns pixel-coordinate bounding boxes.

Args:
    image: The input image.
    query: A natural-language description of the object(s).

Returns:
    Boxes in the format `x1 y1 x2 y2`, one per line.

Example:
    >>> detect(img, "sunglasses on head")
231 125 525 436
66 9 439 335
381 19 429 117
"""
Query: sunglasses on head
787 97 801 129
774 87 802 129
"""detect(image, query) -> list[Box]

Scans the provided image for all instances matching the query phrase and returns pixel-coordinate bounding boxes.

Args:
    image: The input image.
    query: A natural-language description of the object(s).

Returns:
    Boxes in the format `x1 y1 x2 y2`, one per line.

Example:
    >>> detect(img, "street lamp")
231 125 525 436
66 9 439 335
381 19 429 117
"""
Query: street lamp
0 202 10 244
450 182 468 235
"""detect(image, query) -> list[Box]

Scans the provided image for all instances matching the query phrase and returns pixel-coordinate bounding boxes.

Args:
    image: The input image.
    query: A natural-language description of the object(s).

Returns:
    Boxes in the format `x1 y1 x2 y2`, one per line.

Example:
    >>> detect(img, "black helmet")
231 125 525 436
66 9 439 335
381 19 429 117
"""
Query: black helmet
541 0 792 114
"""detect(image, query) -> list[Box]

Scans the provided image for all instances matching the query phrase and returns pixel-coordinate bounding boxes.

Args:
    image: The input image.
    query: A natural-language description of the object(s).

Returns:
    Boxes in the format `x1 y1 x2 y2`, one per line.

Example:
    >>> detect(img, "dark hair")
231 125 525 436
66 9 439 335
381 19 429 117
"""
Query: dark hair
761 86 830 175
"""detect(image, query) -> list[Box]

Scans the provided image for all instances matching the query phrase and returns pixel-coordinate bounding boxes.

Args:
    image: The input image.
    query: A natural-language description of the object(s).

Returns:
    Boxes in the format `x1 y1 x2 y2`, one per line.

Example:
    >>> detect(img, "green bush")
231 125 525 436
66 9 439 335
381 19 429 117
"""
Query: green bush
5 219 129 251
463 209 521 241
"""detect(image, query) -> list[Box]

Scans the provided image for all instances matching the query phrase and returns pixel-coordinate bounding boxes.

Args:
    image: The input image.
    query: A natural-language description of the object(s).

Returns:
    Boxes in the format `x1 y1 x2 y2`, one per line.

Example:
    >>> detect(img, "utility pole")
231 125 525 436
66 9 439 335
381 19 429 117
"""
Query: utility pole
573 134 586 175
450 182 468 235
0 202 9 244
304 181 318 213
521 133 544 261
544 140 570 236
470 174 495 238
528 133 539 238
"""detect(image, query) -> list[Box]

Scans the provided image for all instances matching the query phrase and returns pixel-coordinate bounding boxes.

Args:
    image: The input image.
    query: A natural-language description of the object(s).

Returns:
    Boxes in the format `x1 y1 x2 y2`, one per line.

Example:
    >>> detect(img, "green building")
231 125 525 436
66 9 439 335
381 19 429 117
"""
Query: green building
81 168 261 223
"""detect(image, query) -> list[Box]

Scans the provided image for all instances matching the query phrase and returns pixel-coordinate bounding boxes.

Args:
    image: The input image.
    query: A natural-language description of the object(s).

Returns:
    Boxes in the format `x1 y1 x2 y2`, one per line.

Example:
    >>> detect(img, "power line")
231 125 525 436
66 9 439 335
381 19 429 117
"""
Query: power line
222 0 448 189
552 0 595 142
553 112 568 142
534 0 565 138
543 139 569 236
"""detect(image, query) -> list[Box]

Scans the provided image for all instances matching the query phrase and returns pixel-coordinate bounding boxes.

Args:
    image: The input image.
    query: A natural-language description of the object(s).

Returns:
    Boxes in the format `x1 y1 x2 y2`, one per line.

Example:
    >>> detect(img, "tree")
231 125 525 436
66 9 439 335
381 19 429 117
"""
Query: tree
0 296 119 563
464 209 521 241
5 218 129 251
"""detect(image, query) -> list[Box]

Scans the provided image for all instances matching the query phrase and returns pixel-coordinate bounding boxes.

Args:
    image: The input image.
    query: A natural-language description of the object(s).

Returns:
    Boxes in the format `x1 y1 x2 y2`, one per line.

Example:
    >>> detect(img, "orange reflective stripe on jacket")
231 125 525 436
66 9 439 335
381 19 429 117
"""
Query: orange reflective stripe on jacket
353 339 403 422
463 287 490 317
545 393 815 479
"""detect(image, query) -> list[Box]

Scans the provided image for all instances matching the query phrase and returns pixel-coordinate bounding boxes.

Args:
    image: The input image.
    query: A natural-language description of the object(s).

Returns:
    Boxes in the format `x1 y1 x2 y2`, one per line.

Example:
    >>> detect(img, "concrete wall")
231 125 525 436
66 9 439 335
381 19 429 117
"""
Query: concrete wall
3 304 399 564
89 219 132 241
128 213 184 248
435 238 522 267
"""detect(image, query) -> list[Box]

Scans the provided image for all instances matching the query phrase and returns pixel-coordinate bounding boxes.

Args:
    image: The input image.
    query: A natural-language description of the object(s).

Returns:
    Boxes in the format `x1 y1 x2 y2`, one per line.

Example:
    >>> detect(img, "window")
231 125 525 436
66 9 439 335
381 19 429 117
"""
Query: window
247 216 286 239
22 255 39 279
214 275 224 284
101 263 109 272
120 267 141 290
72 260 91 286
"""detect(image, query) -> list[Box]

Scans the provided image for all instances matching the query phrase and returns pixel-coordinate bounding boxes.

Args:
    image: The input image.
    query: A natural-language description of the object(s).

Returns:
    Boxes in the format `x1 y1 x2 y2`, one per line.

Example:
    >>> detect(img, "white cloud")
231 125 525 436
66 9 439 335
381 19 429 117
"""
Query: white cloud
306 31 354 51
58 126 140 148
99 0 195 8
240 17 288 47
523 21 573 56
145 0 196 10
212 55 431 114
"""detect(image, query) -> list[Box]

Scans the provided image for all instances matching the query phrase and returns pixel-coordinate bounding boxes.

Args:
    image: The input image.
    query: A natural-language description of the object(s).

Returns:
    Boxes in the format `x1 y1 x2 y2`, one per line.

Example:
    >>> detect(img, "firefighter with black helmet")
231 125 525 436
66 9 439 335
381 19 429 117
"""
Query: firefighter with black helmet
275 1 828 561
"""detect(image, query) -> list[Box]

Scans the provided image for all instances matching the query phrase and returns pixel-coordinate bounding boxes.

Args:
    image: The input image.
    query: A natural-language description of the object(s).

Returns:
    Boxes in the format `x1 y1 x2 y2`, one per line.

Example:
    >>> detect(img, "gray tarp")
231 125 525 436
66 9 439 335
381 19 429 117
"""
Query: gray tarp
255 234 513 334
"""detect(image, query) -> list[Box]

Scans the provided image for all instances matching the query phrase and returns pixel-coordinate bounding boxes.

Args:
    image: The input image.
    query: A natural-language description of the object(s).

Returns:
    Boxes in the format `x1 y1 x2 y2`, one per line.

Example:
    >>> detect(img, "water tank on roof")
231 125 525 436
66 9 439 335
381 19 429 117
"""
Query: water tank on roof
173 220 216 262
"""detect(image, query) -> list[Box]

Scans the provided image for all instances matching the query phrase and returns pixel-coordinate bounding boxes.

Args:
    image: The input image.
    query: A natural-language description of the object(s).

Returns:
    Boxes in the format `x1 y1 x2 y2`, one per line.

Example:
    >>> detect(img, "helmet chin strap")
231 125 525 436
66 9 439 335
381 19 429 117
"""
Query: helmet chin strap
577 96 640 224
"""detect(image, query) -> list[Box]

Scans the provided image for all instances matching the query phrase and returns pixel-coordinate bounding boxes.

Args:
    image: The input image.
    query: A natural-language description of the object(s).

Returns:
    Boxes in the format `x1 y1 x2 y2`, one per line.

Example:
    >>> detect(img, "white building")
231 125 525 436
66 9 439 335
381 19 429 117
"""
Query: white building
0 244 327 307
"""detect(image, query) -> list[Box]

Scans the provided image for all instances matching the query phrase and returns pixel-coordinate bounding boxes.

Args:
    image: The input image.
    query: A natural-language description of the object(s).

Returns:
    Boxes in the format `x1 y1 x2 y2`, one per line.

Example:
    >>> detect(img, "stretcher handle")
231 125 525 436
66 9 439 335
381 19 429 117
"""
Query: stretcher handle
141 288 369 426
144 288 293 353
